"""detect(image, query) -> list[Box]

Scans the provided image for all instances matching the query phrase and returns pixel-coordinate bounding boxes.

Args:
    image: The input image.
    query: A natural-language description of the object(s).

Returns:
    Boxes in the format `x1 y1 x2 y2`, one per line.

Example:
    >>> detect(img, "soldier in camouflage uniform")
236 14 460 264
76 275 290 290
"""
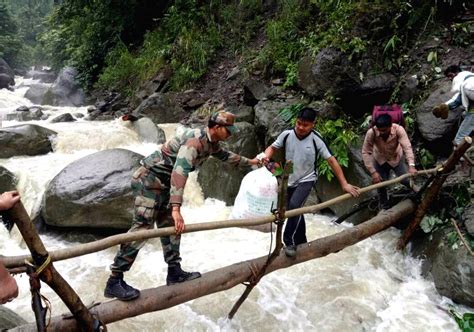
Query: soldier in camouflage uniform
104 111 261 301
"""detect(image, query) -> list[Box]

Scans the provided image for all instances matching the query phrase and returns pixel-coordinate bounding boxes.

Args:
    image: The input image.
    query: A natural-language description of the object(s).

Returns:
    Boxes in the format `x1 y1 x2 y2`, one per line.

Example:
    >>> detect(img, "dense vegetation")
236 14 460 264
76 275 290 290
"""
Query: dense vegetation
1 0 470 93
0 0 53 68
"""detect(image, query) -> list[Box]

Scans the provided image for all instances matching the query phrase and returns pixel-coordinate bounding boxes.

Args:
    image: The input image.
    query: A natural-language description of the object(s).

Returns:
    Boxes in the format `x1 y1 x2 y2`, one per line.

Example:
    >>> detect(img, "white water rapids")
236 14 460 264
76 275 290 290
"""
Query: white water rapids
0 77 469 331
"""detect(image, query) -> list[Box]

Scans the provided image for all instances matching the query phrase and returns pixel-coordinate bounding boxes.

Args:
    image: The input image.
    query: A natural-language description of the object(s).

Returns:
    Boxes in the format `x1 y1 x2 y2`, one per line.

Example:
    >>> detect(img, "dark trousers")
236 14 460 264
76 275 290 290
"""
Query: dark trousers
374 160 410 206
283 181 314 247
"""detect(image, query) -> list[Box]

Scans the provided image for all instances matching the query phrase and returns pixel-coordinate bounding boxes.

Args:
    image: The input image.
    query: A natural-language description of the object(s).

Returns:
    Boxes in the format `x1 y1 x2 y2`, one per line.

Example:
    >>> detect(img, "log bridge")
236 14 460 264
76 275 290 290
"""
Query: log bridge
1 137 471 331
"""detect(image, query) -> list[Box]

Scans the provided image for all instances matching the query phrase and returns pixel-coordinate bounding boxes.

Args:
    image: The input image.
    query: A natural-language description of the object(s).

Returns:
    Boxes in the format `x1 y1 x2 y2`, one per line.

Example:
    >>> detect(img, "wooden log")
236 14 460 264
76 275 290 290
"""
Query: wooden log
11 200 416 331
397 137 472 249
3 202 99 331
2 168 438 270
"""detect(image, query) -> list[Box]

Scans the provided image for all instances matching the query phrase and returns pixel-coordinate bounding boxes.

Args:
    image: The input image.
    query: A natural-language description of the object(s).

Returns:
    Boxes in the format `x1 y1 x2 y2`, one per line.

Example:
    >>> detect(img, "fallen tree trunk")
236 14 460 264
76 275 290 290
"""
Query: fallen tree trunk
3 169 436 270
397 137 472 249
11 199 416 331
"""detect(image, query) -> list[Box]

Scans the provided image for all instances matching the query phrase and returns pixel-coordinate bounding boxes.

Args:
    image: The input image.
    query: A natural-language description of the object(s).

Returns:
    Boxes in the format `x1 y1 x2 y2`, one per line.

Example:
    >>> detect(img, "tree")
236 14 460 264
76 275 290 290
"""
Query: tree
0 2 23 67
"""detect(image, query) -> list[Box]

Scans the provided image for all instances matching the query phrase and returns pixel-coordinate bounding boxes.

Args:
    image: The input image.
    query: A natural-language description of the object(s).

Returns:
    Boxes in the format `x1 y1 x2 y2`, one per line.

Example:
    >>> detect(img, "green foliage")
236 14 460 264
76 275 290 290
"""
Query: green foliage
97 0 263 95
449 309 474 332
420 215 446 233
43 0 168 89
419 148 435 169
279 103 304 124
0 2 23 67
448 21 474 47
316 118 357 181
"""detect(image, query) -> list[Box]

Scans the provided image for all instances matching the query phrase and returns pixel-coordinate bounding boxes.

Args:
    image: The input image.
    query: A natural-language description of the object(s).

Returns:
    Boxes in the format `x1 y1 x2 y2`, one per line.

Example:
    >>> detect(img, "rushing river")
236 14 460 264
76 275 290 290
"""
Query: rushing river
0 77 469 331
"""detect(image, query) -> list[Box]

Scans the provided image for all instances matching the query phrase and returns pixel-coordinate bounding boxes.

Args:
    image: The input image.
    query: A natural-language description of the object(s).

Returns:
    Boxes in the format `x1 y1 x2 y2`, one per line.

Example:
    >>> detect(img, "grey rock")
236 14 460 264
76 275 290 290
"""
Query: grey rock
133 92 186 124
133 117 166 144
24 83 51 104
0 166 17 192
50 113 76 123
42 149 144 229
0 306 27 330
254 99 298 147
463 205 474 237
0 124 56 158
417 81 463 154
243 79 271 106
413 228 474 307
43 67 85 107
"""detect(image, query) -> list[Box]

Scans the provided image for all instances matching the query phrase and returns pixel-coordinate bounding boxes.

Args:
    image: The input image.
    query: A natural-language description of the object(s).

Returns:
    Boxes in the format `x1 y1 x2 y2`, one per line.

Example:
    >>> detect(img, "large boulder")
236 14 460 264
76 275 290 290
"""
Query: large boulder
298 50 398 118
42 149 143 230
133 92 186 124
254 99 299 147
417 80 463 155
0 58 15 89
0 124 56 158
43 67 85 107
0 306 27 330
243 79 273 106
132 117 166 144
0 57 14 78
24 83 51 104
297 49 359 100
198 122 259 205
0 73 14 90
413 227 474 307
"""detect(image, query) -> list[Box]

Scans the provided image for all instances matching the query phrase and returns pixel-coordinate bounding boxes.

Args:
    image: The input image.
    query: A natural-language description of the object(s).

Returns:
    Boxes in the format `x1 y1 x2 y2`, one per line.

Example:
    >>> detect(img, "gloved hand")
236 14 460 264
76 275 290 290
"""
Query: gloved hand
432 103 449 119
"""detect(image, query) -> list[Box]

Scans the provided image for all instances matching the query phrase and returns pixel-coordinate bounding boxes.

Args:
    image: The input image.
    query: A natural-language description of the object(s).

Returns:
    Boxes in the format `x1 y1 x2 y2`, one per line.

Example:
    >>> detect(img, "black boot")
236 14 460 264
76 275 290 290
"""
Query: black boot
166 265 201 286
104 274 140 301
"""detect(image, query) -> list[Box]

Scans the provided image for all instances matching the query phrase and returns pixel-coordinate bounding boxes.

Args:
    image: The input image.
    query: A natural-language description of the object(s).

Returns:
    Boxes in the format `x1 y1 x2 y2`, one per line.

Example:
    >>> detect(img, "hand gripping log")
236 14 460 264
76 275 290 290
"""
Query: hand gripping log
2 201 105 332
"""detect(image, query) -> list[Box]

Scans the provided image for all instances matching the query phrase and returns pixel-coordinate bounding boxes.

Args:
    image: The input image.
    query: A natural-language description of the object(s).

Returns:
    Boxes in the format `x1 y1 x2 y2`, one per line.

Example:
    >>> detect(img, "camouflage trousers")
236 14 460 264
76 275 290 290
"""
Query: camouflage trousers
110 166 181 273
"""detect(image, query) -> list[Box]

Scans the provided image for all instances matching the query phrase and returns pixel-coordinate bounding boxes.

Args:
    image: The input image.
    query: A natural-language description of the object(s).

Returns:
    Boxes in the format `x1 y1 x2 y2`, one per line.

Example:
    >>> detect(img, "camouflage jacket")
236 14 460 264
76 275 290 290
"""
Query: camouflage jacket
141 127 251 205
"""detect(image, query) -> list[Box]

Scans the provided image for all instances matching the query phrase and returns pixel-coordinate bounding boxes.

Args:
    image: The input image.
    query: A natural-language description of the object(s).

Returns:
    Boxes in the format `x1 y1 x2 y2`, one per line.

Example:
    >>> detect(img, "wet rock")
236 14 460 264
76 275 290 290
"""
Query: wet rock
50 113 76 123
297 49 359 99
42 148 144 229
0 306 27 330
0 166 17 192
228 105 255 123
132 117 166 144
7 108 45 121
0 124 56 158
133 92 186 124
398 74 419 103
0 58 15 89
74 112 85 119
198 122 259 205
15 106 29 112
254 99 298 147
43 67 85 107
243 79 271 106
416 80 463 155
24 83 51 104
463 204 474 237
413 227 474 307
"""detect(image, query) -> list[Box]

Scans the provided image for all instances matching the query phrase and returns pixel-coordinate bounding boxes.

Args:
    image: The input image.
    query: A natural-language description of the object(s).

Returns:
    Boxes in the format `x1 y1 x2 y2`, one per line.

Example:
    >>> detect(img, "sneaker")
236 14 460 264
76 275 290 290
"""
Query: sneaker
104 275 140 301
166 265 201 286
284 245 297 258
